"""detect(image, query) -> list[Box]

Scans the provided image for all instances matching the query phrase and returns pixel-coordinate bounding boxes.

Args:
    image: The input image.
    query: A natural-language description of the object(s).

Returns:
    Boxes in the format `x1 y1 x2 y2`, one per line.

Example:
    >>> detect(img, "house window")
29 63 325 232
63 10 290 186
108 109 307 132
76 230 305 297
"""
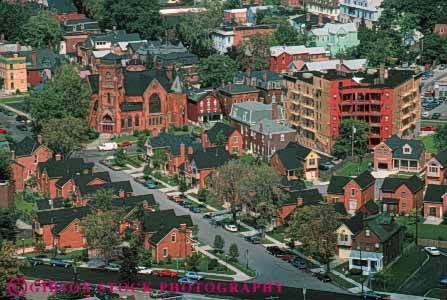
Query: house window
355 241 360 250
365 230 370 237
74 224 78 233
10 64 13 69
308 159 315 166
162 248 168 257
171 233 176 243
401 192 406 198
429 166 438 173
107 93 111 104
127 118 132 128
34 155 38 164
403 147 411 154
332 197 339 203
351 189 356 197
135 116 139 127
233 136 238 144
280 134 285 142
149 93 161 113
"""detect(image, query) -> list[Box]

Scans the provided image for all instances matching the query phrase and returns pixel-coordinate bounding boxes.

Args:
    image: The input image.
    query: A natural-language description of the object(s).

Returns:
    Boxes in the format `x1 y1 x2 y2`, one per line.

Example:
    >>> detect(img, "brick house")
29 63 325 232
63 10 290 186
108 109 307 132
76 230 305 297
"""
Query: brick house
59 18 101 56
373 135 426 172
224 8 247 24
217 83 260 115
270 142 321 181
153 52 200 85
187 88 222 124
434 24 447 36
10 136 53 191
423 184 447 220
138 210 196 262
184 146 235 189
27 49 62 87
380 175 424 215
235 70 283 104
145 132 202 175
425 150 447 185
327 171 375 214
269 45 329 73
201 122 243 156
348 214 403 275
276 188 324 226
37 157 95 199
87 56 187 136
73 178 133 207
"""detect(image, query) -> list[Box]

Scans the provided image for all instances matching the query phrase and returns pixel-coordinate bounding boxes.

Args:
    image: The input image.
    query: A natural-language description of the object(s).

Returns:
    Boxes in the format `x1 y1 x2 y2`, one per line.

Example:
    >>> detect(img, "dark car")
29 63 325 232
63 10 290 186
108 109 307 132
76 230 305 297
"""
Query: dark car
203 213 212 219
432 113 442 119
314 272 331 282
190 206 201 213
27 257 44 266
49 259 72 268
179 200 192 208
360 291 391 300
291 259 307 270
244 235 261 244
279 254 295 263
266 246 286 256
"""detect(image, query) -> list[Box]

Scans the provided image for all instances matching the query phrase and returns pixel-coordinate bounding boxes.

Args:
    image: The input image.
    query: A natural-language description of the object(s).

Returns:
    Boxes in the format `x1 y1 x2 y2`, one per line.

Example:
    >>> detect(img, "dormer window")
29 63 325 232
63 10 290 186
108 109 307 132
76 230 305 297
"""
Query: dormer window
365 229 370 237
403 146 411 154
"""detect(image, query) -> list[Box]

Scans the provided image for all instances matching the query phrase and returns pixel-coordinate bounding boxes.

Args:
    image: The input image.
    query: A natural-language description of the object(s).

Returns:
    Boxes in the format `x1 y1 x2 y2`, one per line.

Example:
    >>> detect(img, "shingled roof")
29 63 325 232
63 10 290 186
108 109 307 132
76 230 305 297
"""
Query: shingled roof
342 212 365 234
88 194 156 213
78 181 133 197
124 69 171 96
365 214 401 243
283 188 323 206
35 198 65 211
205 122 236 145
381 175 424 194
72 172 111 190
274 142 314 170
327 171 375 194
189 146 234 170
383 135 425 160
13 136 49 157
141 209 193 243
36 206 91 234
38 158 94 179
148 132 202 156
424 184 447 203
433 150 447 167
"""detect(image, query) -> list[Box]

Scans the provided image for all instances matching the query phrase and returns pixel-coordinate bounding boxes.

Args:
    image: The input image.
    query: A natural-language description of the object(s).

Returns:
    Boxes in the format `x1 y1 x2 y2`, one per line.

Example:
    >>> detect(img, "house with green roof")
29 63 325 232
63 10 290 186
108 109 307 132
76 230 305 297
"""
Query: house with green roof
425 149 447 185
327 171 376 214
373 135 426 173
423 184 447 221
380 175 424 215
201 122 243 156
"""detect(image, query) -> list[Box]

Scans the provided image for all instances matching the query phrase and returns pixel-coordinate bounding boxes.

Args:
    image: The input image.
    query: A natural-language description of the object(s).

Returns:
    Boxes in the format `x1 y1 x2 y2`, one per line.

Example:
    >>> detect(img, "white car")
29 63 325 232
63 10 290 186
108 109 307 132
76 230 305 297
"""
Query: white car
422 111 430 118
424 247 441 256
98 142 118 151
137 267 153 274
224 224 238 232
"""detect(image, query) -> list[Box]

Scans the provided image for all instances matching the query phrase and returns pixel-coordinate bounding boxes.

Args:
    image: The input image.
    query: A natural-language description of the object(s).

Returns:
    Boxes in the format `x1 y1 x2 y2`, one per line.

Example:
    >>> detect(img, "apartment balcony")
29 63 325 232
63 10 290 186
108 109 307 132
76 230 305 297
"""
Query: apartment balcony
289 119 300 127
301 124 316 132
301 102 315 110
288 109 300 116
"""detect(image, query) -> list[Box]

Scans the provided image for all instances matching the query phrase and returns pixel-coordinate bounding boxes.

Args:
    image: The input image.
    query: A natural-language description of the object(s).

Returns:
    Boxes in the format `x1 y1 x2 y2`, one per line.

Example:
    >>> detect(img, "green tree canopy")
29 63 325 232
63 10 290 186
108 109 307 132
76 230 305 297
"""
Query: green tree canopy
223 0 242 10
434 124 447 153
213 235 225 253
0 241 22 297
119 247 138 283
0 2 32 41
91 189 115 210
197 54 239 88
20 11 61 50
0 150 12 181
229 243 239 261
0 209 18 242
229 34 273 71
333 119 369 159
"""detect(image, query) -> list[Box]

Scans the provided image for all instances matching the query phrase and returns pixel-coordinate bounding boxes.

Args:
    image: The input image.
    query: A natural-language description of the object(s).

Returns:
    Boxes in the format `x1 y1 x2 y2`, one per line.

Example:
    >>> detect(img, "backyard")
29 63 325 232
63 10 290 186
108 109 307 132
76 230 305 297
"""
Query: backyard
421 135 438 154
335 158 373 177
396 216 447 241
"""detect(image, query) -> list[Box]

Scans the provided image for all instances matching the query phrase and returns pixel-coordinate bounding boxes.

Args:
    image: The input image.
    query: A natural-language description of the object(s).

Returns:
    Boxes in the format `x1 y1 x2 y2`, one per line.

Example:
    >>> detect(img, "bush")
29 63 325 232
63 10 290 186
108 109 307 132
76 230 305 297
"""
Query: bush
197 189 207 202
133 130 140 137
197 257 209 272
182 125 189 132
349 268 362 275
208 258 218 270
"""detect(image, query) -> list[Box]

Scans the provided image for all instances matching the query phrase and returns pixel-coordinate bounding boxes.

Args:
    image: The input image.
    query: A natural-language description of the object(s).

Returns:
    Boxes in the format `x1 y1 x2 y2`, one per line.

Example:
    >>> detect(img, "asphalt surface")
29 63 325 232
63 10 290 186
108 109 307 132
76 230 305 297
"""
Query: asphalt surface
19 265 359 300
72 150 346 294
0 109 31 141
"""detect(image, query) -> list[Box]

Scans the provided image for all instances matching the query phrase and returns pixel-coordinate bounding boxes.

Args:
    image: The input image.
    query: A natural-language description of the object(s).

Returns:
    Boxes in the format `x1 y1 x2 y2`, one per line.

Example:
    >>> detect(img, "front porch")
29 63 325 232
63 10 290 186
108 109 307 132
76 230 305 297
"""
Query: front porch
392 159 421 172
348 250 383 275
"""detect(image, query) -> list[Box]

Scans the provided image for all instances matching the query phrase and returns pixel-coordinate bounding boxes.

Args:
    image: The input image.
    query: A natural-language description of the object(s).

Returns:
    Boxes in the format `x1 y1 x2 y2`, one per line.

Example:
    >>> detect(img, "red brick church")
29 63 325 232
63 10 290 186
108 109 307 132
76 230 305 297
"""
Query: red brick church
87 54 187 135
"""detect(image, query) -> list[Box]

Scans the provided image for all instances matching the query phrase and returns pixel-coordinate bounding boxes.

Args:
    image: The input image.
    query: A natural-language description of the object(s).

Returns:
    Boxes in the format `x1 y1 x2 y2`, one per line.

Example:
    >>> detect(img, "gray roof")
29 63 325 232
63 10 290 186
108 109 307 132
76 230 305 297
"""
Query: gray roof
230 101 285 125
251 119 294 135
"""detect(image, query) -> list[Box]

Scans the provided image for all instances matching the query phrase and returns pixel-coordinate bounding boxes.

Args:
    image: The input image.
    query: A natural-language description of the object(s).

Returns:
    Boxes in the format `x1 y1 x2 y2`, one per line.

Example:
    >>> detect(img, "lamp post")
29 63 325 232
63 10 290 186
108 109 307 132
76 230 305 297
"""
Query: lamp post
245 248 249 269
21 238 25 254
73 258 78 283
225 255 228 272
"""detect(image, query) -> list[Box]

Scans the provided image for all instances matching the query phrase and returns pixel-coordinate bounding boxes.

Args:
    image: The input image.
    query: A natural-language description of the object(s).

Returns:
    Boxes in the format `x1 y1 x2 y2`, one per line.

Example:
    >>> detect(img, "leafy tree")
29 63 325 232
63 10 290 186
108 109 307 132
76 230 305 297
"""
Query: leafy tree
101 0 162 39
0 241 22 297
27 64 90 130
197 54 239 88
152 149 167 169
120 247 138 283
215 130 227 146
0 150 12 181
25 175 37 192
286 205 340 272
115 148 127 167
229 34 273 71
0 209 18 242
229 243 239 262
213 235 225 253
223 0 242 10
0 2 31 41
137 249 152 267
35 240 46 254
333 119 369 159
20 11 61 49
41 117 88 158
178 176 188 194
434 124 447 152
197 189 207 202
83 0 105 21
81 211 121 264
91 189 115 210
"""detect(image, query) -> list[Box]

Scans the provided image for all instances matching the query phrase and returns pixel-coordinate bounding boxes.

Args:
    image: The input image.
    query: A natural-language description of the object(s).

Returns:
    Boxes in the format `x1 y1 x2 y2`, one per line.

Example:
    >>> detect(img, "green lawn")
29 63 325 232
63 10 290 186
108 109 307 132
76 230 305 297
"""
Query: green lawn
15 194 34 213
16 238 33 248
425 288 447 300
268 227 287 243
389 171 420 179
396 216 447 241
329 273 356 290
336 159 373 177
0 95 27 103
421 135 438 154
210 250 256 277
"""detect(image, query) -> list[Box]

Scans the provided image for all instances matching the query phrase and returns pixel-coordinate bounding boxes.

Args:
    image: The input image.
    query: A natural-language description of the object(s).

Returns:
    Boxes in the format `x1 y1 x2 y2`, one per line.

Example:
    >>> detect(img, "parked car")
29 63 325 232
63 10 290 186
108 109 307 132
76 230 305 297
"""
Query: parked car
421 111 430 118
224 224 238 232
98 142 118 151
118 141 133 147
179 200 192 208
439 64 447 70
291 259 307 270
157 270 178 277
149 290 169 298
49 259 71 268
137 267 153 274
0 128 8 134
360 291 391 300
421 126 436 131
424 246 441 256
185 272 203 280
144 180 157 189
167 192 184 202
190 206 201 213
4 110 13 116
319 162 335 171
266 246 286 257
440 277 447 286
87 259 106 268
279 254 295 263
178 277 197 284
27 257 44 266
203 213 212 219
432 113 442 119
104 263 120 272
244 235 261 244
314 272 331 282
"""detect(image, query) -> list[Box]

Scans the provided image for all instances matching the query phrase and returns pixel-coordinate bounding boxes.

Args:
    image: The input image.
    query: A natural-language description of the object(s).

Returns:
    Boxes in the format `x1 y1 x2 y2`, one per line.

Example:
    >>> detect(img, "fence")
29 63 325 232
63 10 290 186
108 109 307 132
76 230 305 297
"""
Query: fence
418 238 447 248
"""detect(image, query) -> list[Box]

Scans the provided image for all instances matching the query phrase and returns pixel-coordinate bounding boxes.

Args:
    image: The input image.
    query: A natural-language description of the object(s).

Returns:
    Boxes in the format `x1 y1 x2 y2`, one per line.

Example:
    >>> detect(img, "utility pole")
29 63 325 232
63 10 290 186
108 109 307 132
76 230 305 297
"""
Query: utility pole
351 126 356 159
246 248 249 269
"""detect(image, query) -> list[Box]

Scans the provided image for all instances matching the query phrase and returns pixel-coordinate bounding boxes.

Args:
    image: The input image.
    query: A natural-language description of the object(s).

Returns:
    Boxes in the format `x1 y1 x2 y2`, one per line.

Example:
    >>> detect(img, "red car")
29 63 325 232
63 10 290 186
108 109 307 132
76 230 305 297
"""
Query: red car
0 128 8 134
118 141 133 147
421 126 436 131
278 254 295 263
156 270 178 277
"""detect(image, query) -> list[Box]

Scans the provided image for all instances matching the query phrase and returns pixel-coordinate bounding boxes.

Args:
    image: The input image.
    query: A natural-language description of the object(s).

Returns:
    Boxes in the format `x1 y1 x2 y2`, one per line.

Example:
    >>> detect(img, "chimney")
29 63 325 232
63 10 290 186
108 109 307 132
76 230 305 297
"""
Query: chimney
297 197 303 206
55 153 62 161
118 189 125 198
306 13 311 22
10 150 15 160
16 41 21 52
180 223 187 231
263 70 267 82
272 102 278 119
37 134 42 145
180 143 186 159
187 146 194 155
318 14 323 25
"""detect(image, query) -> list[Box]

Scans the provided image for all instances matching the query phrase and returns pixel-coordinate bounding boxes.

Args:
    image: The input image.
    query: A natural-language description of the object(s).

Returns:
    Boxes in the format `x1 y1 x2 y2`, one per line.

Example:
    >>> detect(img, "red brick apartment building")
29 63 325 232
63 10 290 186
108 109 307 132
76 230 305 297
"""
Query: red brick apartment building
270 45 329 73
282 66 421 154
224 8 247 24
187 88 222 124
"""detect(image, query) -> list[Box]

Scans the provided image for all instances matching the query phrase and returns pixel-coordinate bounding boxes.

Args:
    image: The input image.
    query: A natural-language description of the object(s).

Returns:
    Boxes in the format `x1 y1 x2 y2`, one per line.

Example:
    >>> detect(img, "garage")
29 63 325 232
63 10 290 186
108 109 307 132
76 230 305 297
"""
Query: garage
378 162 388 169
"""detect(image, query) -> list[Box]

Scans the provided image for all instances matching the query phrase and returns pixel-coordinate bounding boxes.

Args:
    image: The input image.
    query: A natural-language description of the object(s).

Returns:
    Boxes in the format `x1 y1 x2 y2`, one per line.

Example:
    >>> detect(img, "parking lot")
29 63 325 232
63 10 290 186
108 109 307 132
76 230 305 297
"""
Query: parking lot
0 105 32 142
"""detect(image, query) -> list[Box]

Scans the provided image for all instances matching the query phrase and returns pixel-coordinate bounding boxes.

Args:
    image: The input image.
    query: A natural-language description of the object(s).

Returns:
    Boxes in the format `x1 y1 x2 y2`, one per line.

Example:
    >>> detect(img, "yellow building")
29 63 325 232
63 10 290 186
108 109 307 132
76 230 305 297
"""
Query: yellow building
0 52 28 94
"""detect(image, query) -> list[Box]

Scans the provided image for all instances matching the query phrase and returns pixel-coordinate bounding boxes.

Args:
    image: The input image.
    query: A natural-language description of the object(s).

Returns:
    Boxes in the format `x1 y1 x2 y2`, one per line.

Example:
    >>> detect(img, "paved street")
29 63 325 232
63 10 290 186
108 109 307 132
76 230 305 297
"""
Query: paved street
74 150 346 294
0 109 31 142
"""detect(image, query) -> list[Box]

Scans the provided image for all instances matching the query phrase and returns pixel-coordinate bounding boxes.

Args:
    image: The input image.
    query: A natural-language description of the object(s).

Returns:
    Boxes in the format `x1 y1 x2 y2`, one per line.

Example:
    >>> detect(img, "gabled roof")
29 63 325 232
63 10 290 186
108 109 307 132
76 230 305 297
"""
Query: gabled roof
424 184 447 203
78 181 133 197
141 209 193 241
38 158 94 179
361 200 379 216
155 51 199 66
342 212 365 235
279 177 306 191
433 150 447 167
73 172 111 190
327 176 352 194
36 206 91 234
274 142 313 170
283 188 323 206
311 22 357 36
148 132 201 156
205 122 236 145
88 194 156 213
13 136 46 157
187 88 214 103
190 146 234 170
354 171 375 190
123 69 171 96
366 214 401 243
381 175 424 194
36 198 65 211
383 135 425 160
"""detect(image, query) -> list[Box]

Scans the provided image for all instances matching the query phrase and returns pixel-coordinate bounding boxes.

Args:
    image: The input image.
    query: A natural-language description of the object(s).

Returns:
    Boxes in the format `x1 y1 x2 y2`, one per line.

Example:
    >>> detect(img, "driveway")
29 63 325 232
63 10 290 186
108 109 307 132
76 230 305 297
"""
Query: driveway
74 150 346 293
399 254 447 296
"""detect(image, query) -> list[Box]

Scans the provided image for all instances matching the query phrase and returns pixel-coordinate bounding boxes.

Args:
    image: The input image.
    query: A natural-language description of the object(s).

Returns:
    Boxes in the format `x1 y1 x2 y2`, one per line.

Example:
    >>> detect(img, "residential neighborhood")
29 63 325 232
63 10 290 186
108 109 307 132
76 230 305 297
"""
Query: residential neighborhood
0 1 447 300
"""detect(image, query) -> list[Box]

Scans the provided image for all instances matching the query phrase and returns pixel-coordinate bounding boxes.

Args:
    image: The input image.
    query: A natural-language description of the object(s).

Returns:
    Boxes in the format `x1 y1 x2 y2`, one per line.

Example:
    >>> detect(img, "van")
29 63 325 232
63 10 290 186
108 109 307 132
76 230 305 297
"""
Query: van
98 142 118 151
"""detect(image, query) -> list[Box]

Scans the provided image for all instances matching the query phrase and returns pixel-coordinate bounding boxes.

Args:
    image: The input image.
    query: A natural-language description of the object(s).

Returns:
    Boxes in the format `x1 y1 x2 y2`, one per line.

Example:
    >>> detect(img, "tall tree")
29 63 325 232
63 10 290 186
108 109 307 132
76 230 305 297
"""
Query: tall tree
0 2 31 41
197 54 239 88
0 150 12 181
83 0 105 21
229 34 273 71
119 247 138 283
0 241 22 297
287 205 340 271
260 16 307 46
229 243 239 262
333 119 369 159
41 116 88 158
0 209 18 243
81 211 121 264
20 11 61 50
434 124 447 153
102 0 162 39
213 235 225 253
91 189 115 210
223 0 242 10
27 64 90 130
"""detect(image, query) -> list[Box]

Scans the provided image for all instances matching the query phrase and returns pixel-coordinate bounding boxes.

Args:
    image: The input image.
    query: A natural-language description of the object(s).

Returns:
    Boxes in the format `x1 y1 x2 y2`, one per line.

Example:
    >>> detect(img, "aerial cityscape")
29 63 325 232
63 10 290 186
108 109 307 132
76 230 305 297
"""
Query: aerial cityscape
1 0 447 300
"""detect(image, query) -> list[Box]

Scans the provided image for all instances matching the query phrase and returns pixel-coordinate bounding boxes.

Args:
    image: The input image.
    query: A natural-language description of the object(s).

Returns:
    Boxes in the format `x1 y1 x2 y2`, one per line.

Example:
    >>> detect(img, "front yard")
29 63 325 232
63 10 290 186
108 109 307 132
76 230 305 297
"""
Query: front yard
421 135 438 154
335 159 373 177
210 250 256 277
396 216 447 241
